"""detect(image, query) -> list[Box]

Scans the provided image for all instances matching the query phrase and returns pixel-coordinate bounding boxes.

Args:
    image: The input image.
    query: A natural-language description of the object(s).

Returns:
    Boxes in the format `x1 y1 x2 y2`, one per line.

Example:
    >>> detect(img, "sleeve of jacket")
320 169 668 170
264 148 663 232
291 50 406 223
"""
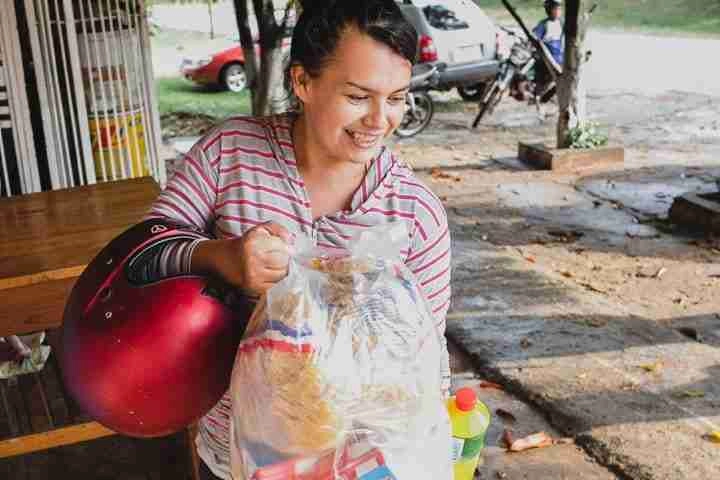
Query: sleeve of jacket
404 197 452 396
142 133 222 280
532 19 547 40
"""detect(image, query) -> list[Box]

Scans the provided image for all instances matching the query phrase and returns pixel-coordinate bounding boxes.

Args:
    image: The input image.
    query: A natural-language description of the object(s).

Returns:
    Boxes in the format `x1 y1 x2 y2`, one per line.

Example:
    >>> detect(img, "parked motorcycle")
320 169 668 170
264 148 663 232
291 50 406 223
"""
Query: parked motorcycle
471 27 557 128
395 63 439 138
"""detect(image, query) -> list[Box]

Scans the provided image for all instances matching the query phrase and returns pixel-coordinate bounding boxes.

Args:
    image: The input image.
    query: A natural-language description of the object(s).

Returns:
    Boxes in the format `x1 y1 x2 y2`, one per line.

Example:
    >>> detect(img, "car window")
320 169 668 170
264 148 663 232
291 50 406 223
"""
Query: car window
422 5 470 30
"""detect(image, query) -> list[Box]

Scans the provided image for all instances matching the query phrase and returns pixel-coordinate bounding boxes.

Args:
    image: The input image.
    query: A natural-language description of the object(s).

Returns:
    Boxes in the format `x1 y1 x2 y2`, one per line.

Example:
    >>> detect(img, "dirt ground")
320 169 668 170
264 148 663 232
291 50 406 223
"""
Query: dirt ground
394 89 720 329
403 89 720 478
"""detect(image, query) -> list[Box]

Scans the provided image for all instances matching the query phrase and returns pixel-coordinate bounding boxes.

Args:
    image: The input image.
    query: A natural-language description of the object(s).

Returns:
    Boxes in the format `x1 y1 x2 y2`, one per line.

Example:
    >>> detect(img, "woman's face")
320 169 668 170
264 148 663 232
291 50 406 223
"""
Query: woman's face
292 27 412 167
551 6 562 19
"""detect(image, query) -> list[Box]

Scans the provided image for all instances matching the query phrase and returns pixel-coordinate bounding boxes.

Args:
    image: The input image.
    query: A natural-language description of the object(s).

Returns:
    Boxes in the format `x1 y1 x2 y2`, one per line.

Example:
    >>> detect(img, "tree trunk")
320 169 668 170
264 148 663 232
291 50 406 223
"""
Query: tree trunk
556 0 591 148
254 45 289 114
233 0 295 116
207 0 215 39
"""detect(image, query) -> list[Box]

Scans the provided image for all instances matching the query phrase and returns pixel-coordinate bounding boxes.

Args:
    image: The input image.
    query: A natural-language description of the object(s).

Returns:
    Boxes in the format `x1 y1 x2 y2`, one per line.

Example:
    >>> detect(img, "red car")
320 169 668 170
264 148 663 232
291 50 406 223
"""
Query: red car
181 32 292 93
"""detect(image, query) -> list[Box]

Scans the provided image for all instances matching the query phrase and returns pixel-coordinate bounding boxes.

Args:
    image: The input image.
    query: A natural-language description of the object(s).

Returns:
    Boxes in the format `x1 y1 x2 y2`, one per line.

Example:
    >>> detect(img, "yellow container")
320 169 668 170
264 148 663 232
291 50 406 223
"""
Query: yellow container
447 387 491 480
89 110 148 181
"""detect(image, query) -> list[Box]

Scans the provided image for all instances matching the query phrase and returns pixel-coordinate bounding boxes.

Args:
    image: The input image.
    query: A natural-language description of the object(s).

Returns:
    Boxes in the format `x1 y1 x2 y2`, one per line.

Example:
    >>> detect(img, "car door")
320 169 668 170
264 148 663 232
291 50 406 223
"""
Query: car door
418 0 497 64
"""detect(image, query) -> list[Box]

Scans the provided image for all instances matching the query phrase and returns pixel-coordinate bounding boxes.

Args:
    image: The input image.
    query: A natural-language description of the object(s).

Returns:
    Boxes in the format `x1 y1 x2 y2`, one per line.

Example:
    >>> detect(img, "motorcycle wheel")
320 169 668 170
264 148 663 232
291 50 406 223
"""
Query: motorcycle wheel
395 92 434 138
472 83 504 128
456 83 487 102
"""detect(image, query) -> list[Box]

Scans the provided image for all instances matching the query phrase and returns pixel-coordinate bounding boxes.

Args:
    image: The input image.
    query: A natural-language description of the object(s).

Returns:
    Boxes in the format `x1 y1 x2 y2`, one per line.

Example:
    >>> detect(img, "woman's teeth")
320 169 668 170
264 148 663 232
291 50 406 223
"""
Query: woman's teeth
347 130 380 148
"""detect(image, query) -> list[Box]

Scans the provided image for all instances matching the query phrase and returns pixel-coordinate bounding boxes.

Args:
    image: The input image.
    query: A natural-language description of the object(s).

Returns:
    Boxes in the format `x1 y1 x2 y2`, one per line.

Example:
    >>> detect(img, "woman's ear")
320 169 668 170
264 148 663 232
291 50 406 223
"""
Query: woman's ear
290 64 311 104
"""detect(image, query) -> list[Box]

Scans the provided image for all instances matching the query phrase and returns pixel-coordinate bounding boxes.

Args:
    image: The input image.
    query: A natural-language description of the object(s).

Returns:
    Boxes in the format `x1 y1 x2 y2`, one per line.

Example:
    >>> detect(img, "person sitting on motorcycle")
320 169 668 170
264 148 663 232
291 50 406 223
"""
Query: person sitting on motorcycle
509 0 564 103
533 0 564 66
532 0 564 93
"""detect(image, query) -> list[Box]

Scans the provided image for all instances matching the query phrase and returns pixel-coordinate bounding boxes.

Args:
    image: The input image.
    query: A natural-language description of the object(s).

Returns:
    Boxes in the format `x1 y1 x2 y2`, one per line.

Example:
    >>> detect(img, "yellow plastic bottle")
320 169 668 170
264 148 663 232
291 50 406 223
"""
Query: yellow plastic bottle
447 387 491 480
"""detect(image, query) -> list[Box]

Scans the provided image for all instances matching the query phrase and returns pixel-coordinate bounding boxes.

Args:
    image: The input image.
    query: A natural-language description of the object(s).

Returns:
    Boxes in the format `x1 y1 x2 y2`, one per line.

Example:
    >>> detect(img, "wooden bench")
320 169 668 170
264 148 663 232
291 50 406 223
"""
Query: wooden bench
0 178 202 479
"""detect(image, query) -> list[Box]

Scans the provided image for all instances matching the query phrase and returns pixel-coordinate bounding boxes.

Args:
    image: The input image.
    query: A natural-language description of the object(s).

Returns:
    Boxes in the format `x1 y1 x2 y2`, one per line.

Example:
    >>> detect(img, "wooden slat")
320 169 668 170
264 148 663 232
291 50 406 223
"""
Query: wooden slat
17 373 54 433
0 379 31 438
0 421 115 459
0 278 75 337
0 265 85 291
0 177 159 280
42 333 72 427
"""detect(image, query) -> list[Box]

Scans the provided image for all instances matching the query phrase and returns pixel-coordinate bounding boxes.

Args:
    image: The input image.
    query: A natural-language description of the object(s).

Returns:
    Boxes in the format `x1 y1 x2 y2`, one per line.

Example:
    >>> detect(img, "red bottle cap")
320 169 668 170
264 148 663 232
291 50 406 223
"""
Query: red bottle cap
455 387 477 412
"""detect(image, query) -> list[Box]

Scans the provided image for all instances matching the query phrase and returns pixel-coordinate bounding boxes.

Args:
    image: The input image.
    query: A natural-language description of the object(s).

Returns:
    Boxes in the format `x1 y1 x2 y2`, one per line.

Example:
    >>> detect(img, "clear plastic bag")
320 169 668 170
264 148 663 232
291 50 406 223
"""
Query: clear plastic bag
229 224 452 480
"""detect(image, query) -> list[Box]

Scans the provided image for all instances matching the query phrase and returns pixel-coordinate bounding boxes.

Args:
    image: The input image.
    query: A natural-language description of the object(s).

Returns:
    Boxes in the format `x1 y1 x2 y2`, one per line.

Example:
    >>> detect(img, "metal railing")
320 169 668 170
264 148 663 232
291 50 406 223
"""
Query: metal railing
0 0 165 198
0 0 42 197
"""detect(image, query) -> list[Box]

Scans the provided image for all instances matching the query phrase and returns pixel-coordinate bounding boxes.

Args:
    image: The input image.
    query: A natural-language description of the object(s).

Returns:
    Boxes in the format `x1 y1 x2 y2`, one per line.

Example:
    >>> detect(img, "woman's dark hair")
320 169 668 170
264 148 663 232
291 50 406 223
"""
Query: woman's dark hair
284 0 418 109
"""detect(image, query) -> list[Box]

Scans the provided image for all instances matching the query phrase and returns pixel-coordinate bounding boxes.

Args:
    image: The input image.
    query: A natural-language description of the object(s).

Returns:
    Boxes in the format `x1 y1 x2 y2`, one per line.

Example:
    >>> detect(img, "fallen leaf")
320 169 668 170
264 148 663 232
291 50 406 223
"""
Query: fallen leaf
705 431 720 444
673 389 705 399
578 282 606 294
495 408 517 423
639 360 664 373
430 168 460 181
560 270 574 278
636 266 667 279
478 380 503 390
525 255 537 263
509 431 554 452
584 316 609 328
502 429 515 449
621 381 640 391
496 472 508 479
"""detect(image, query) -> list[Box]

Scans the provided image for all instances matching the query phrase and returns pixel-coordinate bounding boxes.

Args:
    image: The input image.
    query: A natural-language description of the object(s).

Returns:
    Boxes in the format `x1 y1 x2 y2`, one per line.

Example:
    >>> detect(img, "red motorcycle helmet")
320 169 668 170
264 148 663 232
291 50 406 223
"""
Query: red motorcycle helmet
60 219 250 437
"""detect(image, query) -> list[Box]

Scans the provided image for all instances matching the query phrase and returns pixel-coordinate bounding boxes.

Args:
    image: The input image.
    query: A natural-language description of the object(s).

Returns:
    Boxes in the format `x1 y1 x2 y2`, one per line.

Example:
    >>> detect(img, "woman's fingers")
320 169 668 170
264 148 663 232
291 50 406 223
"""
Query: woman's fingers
262 249 290 270
260 222 294 244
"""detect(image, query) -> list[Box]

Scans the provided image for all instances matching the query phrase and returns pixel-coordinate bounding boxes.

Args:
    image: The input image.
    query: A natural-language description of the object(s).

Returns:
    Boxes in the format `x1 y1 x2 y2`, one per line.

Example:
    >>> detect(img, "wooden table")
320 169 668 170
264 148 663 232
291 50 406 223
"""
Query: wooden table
0 177 160 459
0 177 160 337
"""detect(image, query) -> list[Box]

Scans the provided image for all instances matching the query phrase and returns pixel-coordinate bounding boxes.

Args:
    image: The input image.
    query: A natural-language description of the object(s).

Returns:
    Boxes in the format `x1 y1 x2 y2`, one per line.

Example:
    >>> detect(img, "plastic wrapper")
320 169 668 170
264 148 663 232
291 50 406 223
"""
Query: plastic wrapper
229 224 452 480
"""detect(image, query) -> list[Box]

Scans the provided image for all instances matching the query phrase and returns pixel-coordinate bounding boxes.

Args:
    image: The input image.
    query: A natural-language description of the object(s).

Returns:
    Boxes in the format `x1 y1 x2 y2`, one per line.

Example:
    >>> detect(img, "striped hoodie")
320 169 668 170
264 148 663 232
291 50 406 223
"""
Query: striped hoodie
148 113 451 479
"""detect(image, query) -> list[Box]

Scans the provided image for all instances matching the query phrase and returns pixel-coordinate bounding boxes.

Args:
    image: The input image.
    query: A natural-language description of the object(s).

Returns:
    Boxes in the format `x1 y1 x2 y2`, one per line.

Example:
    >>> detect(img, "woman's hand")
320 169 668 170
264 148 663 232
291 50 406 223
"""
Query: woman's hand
192 222 293 297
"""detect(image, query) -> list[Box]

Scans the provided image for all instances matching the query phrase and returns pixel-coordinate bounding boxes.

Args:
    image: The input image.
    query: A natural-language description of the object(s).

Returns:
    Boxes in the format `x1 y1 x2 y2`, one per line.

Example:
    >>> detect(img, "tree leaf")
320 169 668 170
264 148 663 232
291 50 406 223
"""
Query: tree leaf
508 432 554 452
673 389 705 399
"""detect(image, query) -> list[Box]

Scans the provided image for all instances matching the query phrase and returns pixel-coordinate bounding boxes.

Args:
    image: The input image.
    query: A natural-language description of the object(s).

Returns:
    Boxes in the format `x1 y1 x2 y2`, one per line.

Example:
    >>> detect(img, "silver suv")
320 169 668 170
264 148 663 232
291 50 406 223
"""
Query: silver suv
398 0 500 100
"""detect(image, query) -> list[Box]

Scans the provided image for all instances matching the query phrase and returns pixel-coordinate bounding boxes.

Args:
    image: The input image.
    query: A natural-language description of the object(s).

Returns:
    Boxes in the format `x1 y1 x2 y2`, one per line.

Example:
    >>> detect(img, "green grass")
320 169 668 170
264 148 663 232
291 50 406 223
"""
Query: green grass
155 77 251 118
475 0 720 36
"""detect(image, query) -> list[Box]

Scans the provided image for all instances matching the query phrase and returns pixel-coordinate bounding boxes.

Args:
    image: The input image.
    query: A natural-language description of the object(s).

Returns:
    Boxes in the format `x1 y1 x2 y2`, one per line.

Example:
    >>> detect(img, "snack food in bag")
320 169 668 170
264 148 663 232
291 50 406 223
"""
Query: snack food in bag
229 224 452 479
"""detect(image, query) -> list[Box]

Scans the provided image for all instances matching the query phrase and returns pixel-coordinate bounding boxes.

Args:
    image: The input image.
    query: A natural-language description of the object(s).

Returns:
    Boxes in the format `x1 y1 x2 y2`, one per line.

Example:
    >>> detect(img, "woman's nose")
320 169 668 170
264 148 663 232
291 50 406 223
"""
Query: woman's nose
362 100 389 130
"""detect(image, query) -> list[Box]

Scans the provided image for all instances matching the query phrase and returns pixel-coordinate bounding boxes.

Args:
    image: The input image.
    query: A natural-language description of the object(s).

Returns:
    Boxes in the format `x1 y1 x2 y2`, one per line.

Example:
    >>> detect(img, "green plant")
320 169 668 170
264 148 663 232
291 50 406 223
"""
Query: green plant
155 77 251 118
567 122 608 149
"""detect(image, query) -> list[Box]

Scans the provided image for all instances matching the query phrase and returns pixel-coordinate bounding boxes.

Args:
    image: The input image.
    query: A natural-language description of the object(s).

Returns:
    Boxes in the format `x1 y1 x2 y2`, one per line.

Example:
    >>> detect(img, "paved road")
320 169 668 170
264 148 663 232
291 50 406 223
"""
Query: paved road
149 1 720 97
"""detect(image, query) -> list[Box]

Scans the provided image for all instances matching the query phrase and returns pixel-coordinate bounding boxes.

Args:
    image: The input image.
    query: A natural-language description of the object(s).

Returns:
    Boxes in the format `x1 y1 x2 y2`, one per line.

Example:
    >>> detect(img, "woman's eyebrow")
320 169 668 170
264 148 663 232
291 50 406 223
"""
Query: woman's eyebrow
345 81 410 94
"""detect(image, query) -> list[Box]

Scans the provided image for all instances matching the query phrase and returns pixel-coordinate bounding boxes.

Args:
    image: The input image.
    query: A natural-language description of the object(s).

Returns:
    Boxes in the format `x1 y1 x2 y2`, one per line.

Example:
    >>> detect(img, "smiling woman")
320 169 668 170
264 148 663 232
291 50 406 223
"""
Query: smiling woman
143 1 453 479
